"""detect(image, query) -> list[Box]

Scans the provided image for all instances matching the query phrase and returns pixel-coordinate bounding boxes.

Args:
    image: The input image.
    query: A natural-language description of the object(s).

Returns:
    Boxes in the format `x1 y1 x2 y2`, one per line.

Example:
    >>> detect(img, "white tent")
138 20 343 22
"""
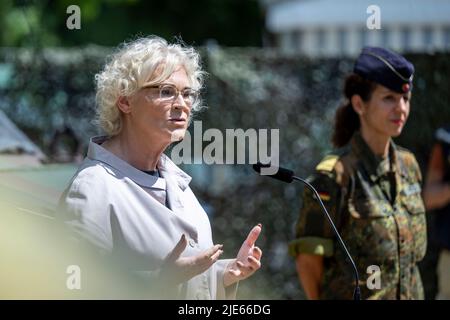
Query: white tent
0 109 46 168
267 0 450 32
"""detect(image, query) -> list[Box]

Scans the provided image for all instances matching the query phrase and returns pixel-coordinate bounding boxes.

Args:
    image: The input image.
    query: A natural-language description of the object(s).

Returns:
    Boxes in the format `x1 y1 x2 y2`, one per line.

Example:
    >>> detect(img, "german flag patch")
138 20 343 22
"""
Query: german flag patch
316 191 331 201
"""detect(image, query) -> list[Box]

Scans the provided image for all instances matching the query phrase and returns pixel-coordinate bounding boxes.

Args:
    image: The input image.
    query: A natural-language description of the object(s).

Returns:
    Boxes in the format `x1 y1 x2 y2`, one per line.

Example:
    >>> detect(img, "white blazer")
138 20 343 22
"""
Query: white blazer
57 136 237 299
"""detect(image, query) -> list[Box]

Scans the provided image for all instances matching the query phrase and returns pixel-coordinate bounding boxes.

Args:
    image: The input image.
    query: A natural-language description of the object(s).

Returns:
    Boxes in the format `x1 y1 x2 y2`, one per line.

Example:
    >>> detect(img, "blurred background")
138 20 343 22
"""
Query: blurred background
1 0 450 299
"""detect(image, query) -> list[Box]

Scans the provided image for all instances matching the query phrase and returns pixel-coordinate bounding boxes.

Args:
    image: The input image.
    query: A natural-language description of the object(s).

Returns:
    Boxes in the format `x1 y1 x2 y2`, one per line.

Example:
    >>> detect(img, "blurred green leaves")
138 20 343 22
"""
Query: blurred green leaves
0 0 263 47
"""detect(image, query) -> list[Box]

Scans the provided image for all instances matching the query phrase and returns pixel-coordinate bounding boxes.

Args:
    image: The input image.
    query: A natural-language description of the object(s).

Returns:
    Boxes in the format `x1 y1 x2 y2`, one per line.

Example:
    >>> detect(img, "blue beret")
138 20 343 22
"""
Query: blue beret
354 47 414 93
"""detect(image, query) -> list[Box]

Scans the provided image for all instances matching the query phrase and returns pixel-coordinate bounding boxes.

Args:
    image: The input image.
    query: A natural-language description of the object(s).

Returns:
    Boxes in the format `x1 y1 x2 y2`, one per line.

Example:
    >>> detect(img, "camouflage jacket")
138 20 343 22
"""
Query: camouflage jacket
289 132 427 300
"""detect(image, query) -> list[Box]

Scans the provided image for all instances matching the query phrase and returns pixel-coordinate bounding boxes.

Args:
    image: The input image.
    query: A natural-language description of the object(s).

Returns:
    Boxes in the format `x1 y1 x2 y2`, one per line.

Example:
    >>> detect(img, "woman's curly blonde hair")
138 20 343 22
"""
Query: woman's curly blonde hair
94 35 206 136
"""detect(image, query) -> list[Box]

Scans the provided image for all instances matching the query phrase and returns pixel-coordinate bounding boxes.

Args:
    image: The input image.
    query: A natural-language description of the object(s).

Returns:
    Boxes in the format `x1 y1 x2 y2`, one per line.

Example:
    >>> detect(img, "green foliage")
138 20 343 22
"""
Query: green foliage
0 0 264 47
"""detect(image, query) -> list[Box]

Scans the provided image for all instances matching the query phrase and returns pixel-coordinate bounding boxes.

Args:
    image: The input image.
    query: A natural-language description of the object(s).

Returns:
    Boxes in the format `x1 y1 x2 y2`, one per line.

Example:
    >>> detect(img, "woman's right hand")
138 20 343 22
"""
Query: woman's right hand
160 234 223 284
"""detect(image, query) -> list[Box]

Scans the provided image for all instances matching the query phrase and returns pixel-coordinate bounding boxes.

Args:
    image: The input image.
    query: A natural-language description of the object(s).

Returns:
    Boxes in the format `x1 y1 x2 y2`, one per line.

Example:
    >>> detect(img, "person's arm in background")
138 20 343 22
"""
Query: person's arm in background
288 165 340 300
423 143 450 210
296 254 323 300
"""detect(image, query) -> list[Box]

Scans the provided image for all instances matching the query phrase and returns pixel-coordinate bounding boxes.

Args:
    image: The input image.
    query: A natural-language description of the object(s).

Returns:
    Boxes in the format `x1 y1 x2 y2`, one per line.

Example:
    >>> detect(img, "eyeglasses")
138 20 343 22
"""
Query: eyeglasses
142 83 199 106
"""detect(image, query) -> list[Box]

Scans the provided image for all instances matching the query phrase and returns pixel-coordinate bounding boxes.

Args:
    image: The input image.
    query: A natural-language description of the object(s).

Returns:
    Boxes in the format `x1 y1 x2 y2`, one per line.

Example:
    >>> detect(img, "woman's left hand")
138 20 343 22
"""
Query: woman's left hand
223 224 262 287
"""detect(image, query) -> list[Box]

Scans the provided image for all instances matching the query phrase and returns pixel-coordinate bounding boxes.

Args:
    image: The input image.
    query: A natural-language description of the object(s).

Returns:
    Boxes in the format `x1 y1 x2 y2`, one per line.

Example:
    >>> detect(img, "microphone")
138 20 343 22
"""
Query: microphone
252 163 294 183
253 162 361 300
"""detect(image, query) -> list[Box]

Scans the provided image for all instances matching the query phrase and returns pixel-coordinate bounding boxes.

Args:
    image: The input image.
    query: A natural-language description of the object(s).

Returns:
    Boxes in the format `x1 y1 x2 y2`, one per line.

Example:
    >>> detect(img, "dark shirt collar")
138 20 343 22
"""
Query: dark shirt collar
141 169 160 177
351 131 398 182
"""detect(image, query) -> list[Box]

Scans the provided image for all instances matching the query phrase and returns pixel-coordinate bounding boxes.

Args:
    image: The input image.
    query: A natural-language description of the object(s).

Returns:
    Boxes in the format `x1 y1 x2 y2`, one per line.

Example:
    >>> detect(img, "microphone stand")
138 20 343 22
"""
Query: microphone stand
293 175 361 300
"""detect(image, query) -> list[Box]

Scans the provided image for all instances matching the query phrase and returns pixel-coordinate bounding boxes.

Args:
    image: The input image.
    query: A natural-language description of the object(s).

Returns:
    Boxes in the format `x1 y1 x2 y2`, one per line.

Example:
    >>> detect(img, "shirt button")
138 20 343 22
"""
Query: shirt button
189 238 197 247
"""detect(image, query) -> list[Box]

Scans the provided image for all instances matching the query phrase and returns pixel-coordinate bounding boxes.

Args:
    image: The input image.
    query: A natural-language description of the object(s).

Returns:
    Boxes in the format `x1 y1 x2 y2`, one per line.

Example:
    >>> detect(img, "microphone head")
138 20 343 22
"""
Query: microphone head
252 162 265 174
252 162 294 183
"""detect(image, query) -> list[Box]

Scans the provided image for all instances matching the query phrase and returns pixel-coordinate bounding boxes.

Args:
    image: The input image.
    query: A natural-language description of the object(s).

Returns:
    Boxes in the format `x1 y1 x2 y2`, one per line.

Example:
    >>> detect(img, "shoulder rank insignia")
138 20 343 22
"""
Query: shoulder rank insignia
315 155 339 172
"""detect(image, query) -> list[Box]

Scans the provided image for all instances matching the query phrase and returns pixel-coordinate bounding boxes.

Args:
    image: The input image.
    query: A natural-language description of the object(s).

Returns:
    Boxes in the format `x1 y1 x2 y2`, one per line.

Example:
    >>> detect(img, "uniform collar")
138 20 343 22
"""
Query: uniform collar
351 131 399 182
87 136 191 191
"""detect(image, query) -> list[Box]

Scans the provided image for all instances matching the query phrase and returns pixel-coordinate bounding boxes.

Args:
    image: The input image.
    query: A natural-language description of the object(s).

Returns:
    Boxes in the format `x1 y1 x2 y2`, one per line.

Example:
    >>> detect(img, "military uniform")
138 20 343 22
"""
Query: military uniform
289 132 427 299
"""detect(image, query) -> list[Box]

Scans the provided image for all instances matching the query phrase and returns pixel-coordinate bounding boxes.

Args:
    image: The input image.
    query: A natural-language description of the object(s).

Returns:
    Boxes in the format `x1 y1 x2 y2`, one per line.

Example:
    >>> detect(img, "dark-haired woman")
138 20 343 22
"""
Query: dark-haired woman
289 47 427 300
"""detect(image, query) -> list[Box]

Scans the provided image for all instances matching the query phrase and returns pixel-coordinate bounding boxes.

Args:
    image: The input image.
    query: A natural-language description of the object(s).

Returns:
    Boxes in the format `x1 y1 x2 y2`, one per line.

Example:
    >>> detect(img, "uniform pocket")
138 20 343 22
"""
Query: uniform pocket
349 198 391 219
401 186 426 215
401 191 427 262
346 199 398 263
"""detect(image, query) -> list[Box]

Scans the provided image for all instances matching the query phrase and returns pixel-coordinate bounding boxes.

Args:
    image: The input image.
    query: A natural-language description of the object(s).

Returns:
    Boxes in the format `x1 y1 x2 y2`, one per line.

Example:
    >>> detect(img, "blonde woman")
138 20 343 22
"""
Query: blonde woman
58 36 262 299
